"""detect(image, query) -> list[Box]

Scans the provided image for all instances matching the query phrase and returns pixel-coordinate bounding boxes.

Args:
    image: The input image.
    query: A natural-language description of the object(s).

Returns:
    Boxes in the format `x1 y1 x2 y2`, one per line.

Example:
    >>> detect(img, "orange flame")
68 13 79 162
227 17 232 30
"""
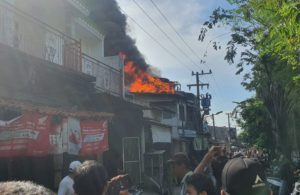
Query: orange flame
121 54 175 94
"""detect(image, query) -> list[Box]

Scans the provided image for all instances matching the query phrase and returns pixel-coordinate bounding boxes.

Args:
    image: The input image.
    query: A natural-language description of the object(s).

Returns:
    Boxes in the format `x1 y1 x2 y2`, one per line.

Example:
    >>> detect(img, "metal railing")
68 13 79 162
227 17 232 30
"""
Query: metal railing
82 53 123 96
0 1 82 72
0 1 123 97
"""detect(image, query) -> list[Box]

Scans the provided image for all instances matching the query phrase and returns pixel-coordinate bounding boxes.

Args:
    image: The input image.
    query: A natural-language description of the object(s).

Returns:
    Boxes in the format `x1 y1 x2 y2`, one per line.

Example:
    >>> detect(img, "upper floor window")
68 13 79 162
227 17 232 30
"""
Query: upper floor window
179 105 185 121
162 111 173 119
152 110 162 121
186 106 195 122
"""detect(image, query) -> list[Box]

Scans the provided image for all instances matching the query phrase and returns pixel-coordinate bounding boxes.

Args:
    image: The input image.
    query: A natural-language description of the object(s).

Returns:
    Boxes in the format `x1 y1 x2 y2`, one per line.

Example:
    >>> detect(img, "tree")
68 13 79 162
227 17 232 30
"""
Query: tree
236 98 274 150
199 0 300 155
200 0 300 81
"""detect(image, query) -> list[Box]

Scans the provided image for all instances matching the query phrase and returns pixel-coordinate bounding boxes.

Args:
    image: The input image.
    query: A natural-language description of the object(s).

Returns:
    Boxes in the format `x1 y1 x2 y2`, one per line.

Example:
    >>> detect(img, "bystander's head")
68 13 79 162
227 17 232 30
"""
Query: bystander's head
73 160 109 195
186 173 216 195
167 152 191 179
221 157 271 195
0 181 55 195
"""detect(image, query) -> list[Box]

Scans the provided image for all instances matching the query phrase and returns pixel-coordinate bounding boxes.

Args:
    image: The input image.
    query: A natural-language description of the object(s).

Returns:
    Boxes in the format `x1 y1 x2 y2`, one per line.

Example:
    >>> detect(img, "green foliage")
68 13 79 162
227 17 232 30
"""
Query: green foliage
236 98 274 150
200 0 300 154
200 0 300 81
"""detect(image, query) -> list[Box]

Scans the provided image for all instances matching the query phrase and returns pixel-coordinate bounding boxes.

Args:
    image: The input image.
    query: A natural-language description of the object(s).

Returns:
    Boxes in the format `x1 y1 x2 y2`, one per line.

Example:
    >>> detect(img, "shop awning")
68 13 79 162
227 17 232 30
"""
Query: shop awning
151 124 171 143
178 129 197 138
0 97 113 119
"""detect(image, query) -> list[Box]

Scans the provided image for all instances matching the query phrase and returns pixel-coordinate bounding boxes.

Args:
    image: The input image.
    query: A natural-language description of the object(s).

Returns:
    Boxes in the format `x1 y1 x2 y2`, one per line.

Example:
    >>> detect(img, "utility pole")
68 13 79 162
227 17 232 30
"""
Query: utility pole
187 70 212 133
226 113 231 143
226 113 231 130
212 114 216 139
212 111 223 140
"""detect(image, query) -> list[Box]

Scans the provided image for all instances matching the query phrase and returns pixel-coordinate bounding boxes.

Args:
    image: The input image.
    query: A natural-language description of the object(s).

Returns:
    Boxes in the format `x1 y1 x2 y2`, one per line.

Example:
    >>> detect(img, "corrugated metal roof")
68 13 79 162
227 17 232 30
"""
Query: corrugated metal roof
0 98 113 119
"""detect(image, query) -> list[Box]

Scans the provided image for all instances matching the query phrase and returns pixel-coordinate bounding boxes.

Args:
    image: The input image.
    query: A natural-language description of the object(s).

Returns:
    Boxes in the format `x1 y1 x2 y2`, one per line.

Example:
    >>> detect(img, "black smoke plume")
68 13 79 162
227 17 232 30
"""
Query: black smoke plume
88 0 148 70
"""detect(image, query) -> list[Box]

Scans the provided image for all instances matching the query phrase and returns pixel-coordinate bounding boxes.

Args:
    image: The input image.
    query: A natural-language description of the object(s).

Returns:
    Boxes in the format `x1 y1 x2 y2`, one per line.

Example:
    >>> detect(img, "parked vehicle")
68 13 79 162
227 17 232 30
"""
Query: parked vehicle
108 174 168 195
267 177 283 195
292 181 300 195
292 170 300 195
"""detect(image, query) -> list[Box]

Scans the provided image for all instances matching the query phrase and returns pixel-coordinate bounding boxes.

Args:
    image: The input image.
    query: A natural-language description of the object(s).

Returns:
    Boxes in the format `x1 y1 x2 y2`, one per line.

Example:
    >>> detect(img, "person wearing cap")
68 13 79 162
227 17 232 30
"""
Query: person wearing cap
221 157 272 195
168 153 194 195
58 161 81 195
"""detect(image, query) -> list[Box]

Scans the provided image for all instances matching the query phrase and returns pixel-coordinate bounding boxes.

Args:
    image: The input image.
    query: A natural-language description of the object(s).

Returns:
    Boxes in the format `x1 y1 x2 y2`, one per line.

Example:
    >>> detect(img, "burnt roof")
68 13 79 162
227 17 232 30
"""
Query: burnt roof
130 91 196 100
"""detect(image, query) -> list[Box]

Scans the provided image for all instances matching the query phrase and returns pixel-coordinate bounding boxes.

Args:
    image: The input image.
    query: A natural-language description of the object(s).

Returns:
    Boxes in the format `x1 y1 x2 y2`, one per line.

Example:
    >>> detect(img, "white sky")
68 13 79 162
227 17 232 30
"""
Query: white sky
116 0 253 128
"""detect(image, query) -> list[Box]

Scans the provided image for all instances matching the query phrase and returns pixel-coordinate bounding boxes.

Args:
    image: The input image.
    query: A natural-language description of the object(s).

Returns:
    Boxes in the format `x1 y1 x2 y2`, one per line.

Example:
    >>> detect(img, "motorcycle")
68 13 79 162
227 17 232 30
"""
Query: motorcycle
267 177 283 195
107 174 168 195
128 185 143 195
292 170 300 195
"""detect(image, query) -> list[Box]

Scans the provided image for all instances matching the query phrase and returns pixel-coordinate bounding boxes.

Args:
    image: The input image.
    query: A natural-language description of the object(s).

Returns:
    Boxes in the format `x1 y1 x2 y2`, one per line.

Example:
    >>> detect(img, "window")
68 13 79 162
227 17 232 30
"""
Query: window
186 106 195 122
179 104 185 121
162 111 173 119
152 110 162 121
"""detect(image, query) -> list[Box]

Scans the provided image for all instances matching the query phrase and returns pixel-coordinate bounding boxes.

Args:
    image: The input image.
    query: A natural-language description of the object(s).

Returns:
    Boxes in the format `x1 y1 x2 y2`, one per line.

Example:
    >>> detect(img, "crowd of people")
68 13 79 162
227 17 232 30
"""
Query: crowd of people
0 146 278 195
167 146 272 195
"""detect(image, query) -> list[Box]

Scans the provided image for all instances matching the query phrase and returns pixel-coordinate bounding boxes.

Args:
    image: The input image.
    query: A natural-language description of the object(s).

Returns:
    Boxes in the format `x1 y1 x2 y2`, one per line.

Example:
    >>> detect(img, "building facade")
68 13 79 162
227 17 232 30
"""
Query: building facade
131 91 200 192
0 0 123 96
0 0 134 190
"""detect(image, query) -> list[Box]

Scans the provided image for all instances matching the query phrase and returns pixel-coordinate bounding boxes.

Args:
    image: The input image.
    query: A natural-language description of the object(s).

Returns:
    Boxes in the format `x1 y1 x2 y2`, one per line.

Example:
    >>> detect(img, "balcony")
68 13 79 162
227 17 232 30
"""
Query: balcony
0 1 82 72
82 54 123 96
0 1 123 97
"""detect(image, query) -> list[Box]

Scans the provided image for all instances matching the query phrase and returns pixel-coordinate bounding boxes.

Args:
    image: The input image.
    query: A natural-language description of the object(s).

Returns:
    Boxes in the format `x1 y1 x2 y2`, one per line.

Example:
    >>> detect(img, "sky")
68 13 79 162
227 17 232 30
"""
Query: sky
116 0 253 128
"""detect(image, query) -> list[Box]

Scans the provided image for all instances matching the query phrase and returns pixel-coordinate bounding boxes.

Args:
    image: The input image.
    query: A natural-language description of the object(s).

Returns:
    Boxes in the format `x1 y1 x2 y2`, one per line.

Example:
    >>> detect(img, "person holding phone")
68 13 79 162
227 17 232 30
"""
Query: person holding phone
194 146 224 175
73 160 130 195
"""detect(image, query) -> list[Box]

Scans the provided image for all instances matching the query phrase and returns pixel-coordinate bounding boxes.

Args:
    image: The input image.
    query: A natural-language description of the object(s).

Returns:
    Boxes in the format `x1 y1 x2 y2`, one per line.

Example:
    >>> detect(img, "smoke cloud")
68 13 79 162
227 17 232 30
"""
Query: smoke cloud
88 0 149 70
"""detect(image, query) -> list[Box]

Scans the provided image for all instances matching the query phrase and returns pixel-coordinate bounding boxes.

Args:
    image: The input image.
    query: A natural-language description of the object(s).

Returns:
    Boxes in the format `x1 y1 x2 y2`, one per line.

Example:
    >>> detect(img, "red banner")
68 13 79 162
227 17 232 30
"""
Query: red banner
0 112 51 157
0 112 109 157
80 119 108 156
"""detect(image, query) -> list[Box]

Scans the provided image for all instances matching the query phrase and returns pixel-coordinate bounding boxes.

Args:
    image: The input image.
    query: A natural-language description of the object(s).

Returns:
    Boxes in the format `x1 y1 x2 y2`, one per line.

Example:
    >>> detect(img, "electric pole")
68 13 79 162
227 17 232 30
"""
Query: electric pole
226 113 231 143
226 113 231 130
187 70 212 133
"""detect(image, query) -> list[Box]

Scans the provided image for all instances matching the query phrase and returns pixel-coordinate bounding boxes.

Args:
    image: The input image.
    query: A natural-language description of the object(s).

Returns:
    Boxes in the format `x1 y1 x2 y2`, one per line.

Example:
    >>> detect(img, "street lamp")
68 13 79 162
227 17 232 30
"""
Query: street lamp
212 111 223 140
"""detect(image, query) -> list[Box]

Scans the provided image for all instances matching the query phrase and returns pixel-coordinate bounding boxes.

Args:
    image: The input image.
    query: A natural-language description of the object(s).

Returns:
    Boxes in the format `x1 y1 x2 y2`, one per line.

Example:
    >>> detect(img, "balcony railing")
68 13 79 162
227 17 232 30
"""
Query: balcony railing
0 1 123 97
82 53 123 96
0 1 82 72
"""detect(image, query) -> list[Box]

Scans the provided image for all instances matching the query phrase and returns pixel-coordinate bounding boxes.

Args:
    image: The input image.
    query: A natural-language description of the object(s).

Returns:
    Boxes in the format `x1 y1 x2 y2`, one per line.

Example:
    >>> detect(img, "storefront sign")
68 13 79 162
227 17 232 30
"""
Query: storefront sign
80 119 108 156
0 112 51 157
0 112 109 157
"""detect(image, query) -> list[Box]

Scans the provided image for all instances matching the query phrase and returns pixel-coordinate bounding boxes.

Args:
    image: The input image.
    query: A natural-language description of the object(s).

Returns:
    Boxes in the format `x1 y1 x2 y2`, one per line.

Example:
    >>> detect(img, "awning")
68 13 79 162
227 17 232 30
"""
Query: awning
151 124 171 143
178 129 197 138
146 150 166 155
0 97 113 119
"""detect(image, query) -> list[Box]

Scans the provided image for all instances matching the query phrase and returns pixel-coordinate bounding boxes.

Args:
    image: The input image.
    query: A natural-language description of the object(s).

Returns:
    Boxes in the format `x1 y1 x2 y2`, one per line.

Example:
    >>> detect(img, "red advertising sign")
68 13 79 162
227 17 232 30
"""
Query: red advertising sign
0 112 109 157
0 112 51 157
80 119 108 156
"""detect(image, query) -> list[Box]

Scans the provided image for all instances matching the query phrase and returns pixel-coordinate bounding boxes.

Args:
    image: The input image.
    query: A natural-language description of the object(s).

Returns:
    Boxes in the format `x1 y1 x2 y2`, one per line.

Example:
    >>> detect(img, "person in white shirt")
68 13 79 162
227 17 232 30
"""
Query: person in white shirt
58 161 81 195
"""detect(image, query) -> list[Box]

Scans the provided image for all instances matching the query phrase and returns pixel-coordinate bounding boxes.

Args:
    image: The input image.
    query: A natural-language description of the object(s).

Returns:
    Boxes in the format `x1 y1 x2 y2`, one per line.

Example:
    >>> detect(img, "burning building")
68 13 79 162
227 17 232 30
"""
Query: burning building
122 54 175 94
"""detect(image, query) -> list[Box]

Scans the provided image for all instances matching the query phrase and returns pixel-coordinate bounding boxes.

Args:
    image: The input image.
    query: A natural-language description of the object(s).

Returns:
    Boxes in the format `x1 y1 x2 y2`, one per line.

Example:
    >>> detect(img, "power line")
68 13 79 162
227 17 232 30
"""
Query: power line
119 8 192 72
149 0 205 66
121 7 213 101
201 31 232 100
132 0 219 101
132 0 201 70
122 2 226 107
148 0 227 102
